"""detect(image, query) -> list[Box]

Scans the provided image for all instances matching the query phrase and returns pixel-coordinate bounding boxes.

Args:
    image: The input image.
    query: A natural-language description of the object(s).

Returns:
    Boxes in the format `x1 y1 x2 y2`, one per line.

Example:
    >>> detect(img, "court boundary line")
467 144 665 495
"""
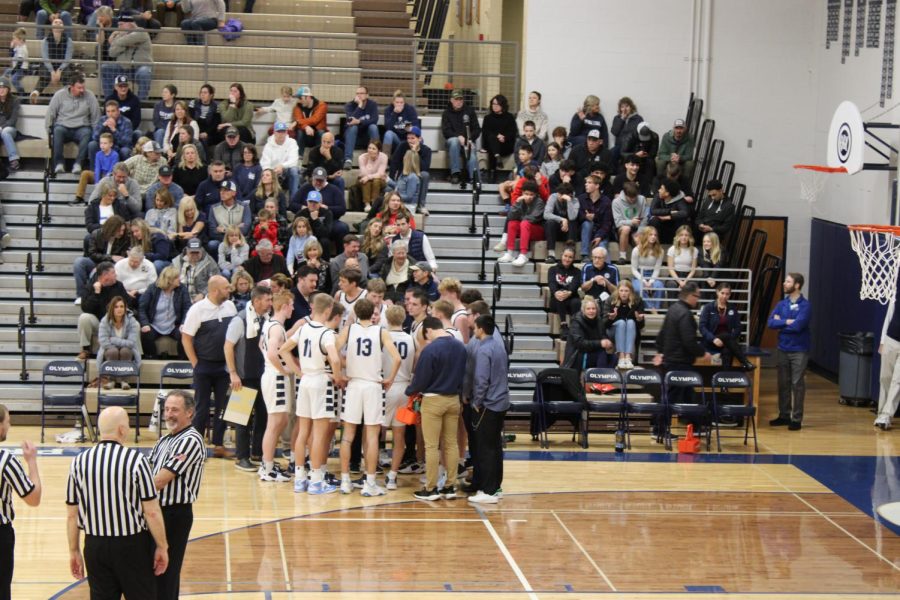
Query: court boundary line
753 464 900 573
275 522 292 593
472 504 539 600
551 510 617 592
224 532 233 593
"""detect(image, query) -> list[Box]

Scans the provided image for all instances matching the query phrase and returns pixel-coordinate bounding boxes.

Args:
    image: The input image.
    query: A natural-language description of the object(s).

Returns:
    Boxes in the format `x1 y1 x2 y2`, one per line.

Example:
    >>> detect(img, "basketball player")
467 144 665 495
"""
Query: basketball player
334 267 367 329
346 278 388 328
335 298 401 495
431 300 465 342
438 277 470 342
406 288 430 353
280 294 346 494
259 290 295 482
383 305 416 489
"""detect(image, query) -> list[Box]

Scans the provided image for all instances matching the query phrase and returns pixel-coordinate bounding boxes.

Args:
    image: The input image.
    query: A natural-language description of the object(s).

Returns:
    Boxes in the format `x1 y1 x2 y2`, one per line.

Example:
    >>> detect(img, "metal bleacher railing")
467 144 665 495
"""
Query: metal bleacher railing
0 23 520 112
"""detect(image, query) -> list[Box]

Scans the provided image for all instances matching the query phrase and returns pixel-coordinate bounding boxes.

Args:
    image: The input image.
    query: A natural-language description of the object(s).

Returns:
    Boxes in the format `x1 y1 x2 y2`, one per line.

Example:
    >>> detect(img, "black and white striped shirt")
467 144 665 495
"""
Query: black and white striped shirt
0 449 35 525
148 426 206 506
66 441 157 537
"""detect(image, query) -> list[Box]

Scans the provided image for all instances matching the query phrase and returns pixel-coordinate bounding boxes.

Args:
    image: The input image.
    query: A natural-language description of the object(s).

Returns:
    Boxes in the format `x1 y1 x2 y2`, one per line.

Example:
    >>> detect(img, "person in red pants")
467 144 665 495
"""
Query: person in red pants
497 180 545 267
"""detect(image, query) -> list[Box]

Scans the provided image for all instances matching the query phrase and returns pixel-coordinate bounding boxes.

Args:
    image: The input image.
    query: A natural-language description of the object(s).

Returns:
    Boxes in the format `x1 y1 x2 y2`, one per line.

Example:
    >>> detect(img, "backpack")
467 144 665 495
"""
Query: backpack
219 19 243 42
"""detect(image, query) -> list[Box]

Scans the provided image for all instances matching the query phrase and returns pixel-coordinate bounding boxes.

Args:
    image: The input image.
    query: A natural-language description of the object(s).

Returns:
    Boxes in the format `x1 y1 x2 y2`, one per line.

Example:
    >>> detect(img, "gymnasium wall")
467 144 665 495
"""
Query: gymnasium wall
523 0 900 276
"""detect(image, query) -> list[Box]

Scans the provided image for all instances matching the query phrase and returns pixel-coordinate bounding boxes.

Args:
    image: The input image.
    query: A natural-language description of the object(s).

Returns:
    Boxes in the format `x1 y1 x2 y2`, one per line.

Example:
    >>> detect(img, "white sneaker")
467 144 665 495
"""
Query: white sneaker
378 449 391 467
497 252 514 263
54 163 65 174
493 240 507 252
623 358 634 370
874 415 892 430
385 476 398 490
467 490 499 504
74 297 82 306
340 478 353 494
616 359 627 369
710 353 723 366
511 253 528 267
71 163 82 175
259 469 291 482
361 481 387 497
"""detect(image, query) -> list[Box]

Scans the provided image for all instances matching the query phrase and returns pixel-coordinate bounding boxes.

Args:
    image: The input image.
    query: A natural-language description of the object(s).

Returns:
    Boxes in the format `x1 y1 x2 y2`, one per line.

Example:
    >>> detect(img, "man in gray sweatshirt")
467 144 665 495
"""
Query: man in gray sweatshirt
101 14 153 100
45 73 101 174
180 0 226 45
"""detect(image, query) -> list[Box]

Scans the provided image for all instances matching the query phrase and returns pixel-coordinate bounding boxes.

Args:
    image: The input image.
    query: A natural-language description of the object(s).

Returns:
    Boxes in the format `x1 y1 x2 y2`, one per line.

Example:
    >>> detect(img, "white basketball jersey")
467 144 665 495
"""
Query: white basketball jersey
297 321 335 375
385 330 415 384
446 327 465 343
346 323 383 382
411 318 424 352
260 320 287 373
451 307 468 330
337 289 367 329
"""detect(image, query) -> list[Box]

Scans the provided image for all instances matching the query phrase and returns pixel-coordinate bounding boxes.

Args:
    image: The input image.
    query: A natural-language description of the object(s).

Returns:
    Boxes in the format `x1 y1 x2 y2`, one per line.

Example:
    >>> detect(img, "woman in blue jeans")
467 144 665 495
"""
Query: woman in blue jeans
0 78 21 170
602 279 645 370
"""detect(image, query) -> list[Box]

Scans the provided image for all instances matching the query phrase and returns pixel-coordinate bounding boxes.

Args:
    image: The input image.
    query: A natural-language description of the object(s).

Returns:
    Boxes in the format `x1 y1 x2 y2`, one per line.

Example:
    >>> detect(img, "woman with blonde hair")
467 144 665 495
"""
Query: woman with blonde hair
97 296 141 389
229 268 254 312
377 191 415 236
138 265 190 359
630 225 665 310
251 167 287 216
361 219 386 277
145 187 177 236
666 224 698 293
171 196 207 253
602 279 645 370
286 216 317 273
356 140 388 212
218 225 249 280
294 239 330 292
173 143 205 195
129 217 174 273
395 150 421 208
698 231 726 289
569 93 608 148
162 100 200 159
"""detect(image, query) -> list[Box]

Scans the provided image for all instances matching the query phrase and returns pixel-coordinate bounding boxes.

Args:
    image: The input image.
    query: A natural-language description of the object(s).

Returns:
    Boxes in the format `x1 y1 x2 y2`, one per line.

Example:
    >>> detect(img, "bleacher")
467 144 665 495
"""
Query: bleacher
0 4 783 448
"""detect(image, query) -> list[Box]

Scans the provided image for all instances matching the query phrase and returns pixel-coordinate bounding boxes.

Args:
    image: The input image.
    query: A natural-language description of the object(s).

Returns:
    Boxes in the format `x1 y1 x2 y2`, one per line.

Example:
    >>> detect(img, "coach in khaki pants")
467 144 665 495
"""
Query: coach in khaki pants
406 317 468 501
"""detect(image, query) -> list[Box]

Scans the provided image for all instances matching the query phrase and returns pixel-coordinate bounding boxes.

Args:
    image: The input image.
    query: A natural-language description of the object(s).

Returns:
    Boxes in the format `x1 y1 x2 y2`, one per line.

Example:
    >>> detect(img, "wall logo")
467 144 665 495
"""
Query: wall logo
836 122 852 164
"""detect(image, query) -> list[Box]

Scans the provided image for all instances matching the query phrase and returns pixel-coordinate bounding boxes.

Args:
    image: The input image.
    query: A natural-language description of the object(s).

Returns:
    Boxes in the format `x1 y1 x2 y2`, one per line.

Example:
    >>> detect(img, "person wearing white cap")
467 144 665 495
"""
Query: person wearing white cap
0 77 22 171
656 118 695 180
260 121 301 198
292 85 328 155
125 140 165 194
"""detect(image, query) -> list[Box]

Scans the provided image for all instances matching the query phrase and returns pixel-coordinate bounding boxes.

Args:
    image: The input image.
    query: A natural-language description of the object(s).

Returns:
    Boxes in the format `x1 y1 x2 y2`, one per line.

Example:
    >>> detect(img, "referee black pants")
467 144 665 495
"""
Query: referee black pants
191 361 229 446
234 378 267 460
157 504 193 600
462 402 480 489
0 523 14 600
472 408 506 495
84 531 156 600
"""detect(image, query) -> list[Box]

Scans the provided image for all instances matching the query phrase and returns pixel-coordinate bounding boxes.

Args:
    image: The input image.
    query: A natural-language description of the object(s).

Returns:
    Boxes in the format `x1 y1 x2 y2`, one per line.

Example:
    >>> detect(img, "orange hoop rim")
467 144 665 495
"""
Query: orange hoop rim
793 164 848 173
848 224 900 234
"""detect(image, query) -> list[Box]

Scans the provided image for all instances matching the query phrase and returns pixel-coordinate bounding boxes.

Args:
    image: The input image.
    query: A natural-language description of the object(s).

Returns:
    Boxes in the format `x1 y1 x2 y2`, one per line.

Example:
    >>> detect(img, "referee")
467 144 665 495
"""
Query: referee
0 404 42 600
67 407 169 599
149 390 206 600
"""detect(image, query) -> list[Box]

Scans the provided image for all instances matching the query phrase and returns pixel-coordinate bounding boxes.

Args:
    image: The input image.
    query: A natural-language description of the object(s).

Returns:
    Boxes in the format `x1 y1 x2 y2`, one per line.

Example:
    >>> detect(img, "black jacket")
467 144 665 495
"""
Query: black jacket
81 276 133 318
242 254 290 283
695 198 736 239
84 199 133 233
86 229 131 265
441 103 481 143
563 312 610 372
698 300 742 352
138 282 190 328
655 299 706 365
570 143 613 178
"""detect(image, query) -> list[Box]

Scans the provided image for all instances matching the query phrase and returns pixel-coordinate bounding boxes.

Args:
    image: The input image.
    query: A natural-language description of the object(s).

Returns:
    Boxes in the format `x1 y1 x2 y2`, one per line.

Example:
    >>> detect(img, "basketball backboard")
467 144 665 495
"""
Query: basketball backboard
827 101 865 175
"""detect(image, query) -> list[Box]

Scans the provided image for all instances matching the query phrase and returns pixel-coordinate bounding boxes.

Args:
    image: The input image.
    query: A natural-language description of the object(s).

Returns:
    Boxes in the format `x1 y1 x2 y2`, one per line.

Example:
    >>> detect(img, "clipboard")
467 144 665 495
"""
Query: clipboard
223 386 258 426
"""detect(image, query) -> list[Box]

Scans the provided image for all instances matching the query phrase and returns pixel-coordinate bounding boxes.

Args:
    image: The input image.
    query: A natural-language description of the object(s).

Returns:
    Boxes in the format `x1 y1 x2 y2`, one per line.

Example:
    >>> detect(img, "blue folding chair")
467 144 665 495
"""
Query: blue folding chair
711 371 757 452
41 360 86 443
663 370 710 452
157 362 194 436
97 361 141 442
583 368 625 449
623 369 665 448
505 367 540 445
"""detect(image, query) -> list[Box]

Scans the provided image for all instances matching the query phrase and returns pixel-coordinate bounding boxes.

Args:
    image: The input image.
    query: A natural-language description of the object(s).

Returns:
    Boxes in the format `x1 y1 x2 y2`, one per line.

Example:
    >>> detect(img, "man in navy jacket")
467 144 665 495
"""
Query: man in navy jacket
342 86 379 170
767 272 811 430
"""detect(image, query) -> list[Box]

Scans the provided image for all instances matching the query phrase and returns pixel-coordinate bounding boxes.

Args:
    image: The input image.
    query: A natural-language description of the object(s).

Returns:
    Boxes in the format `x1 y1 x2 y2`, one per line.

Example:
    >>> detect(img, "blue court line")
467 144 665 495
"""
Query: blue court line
564 583 574 592
684 585 726 593
443 583 453 591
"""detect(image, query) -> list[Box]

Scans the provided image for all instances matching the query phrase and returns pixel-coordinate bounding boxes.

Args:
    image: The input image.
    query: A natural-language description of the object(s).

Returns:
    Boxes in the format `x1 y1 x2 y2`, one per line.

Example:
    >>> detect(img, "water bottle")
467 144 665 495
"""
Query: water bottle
614 429 625 453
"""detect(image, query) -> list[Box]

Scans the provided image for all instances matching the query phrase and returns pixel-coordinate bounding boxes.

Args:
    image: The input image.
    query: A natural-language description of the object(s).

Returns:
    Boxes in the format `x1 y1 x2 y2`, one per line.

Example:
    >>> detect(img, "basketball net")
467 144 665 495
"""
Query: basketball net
793 164 847 204
848 225 900 305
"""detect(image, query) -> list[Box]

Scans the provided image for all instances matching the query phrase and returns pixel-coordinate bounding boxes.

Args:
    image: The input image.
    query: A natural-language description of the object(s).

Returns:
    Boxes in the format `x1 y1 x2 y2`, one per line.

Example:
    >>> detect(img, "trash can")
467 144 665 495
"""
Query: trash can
838 332 875 406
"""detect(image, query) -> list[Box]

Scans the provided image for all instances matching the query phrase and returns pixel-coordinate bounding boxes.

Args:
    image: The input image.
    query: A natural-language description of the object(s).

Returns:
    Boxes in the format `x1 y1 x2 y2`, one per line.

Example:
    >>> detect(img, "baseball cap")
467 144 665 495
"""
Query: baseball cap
410 261 433 273
408 126 422 137
311 166 327 180
114 75 129 86
587 129 601 139
187 238 202 251
158 165 173 177
117 14 134 23
306 190 322 203
220 179 237 192
450 89 464 100
225 126 239 137
142 140 161 153
637 121 651 142
673 118 686 128
273 122 288 132
294 85 312 97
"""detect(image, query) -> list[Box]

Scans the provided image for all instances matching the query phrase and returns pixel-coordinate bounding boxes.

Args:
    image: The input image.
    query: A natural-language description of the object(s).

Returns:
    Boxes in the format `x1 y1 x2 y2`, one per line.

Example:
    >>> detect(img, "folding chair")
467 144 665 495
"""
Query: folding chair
157 362 194 436
663 370 710 452
40 360 86 443
623 369 666 449
505 367 539 446
711 371 757 452
534 367 585 449
583 368 625 449
97 361 141 442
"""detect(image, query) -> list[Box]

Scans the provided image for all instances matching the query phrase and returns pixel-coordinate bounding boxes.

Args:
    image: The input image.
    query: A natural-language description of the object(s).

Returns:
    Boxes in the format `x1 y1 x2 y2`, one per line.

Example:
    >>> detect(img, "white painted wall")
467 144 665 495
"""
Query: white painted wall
523 0 900 274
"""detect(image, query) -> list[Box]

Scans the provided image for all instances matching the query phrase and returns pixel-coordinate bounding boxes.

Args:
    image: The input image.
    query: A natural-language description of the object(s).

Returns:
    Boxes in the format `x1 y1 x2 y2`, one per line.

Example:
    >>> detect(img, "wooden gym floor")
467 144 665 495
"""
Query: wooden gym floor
5 368 900 599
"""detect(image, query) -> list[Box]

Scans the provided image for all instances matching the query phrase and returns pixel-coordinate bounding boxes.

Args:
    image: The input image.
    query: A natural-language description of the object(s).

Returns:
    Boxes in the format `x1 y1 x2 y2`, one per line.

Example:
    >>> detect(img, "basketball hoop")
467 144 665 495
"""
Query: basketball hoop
848 224 900 304
793 164 847 204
